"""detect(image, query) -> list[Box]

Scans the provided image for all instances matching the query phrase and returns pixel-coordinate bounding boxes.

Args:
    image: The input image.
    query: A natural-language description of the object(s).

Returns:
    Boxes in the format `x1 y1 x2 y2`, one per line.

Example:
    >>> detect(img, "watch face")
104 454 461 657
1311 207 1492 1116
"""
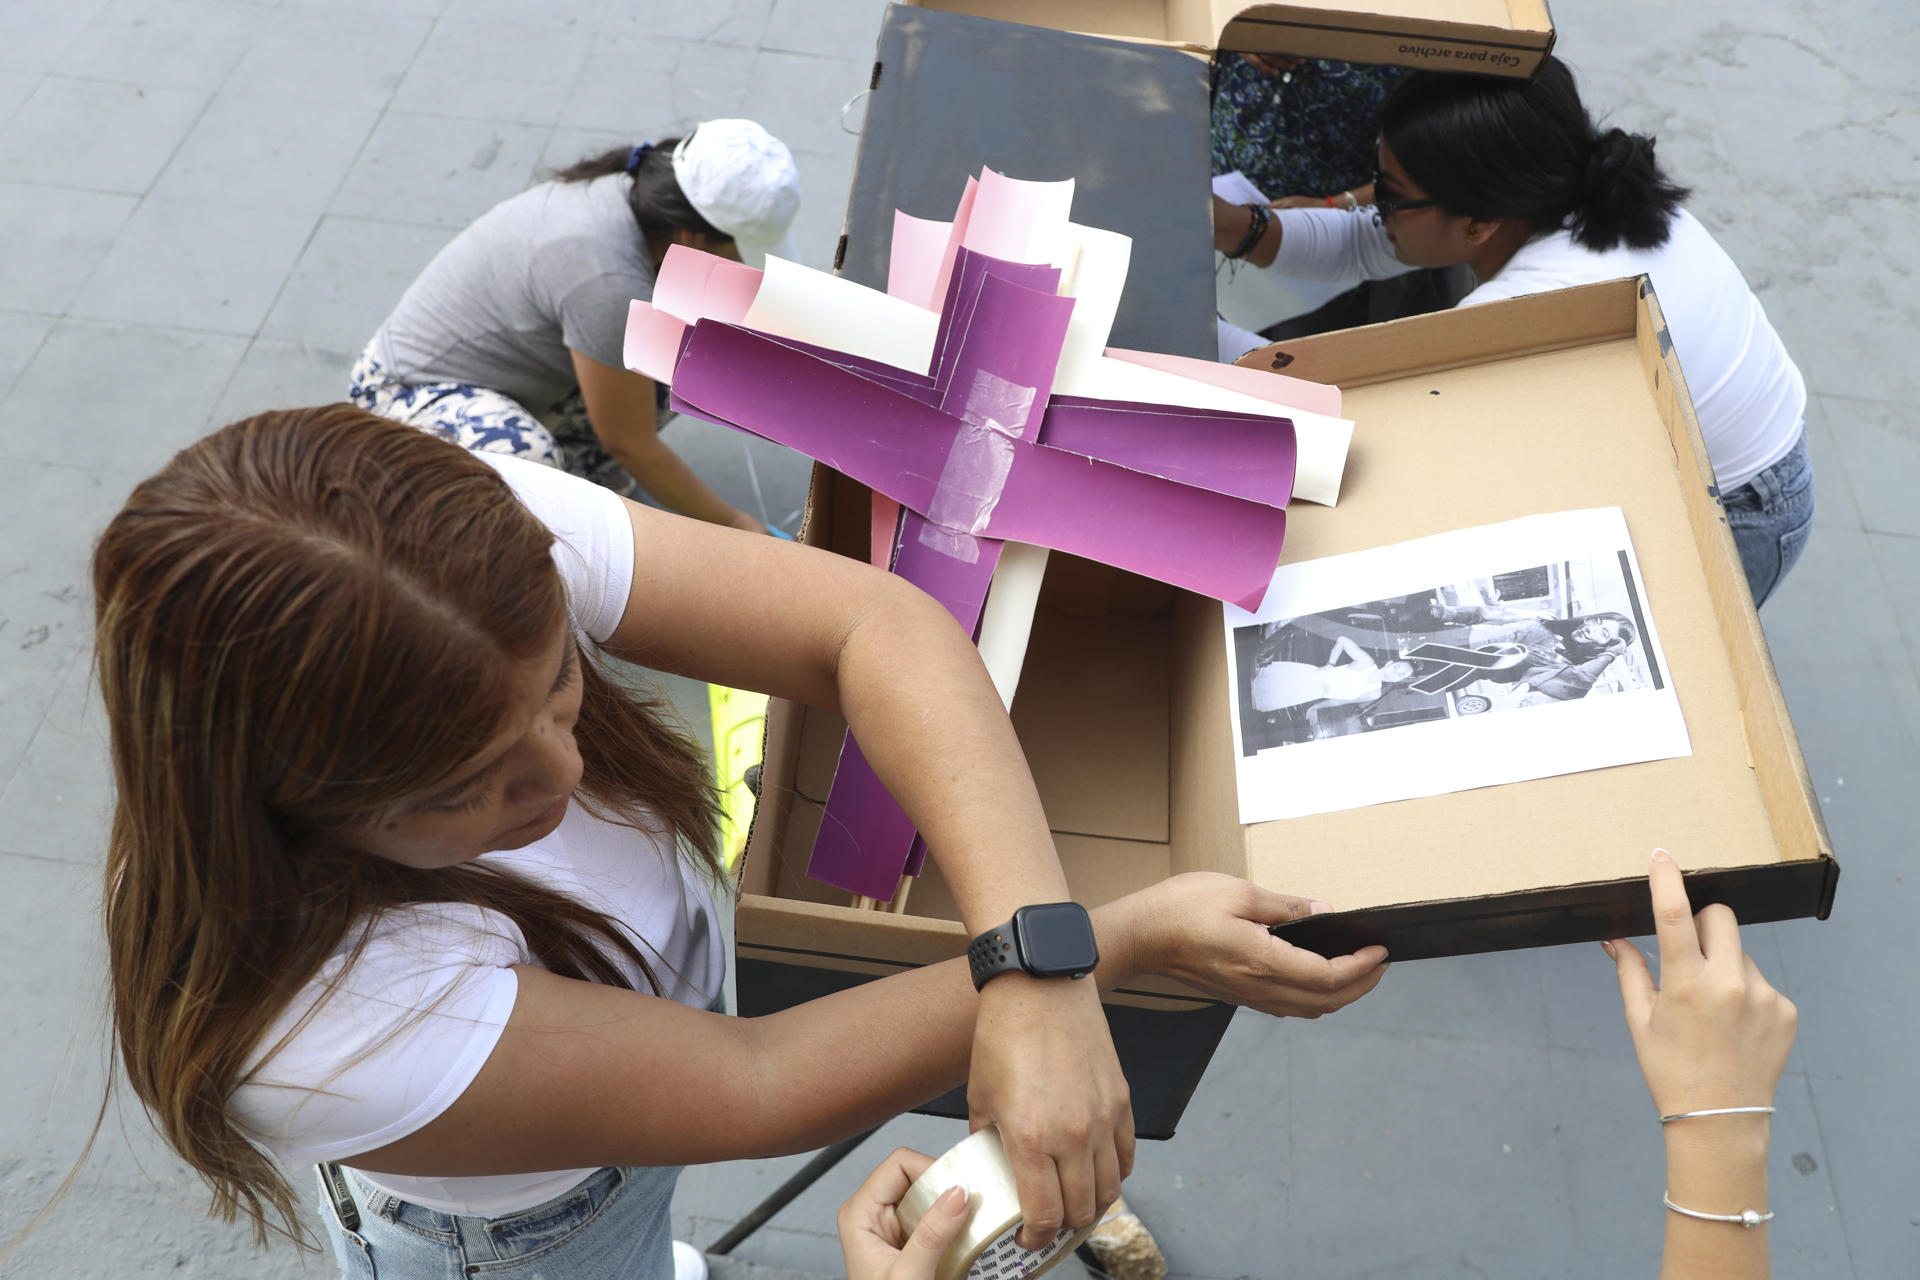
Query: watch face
1015 902 1099 975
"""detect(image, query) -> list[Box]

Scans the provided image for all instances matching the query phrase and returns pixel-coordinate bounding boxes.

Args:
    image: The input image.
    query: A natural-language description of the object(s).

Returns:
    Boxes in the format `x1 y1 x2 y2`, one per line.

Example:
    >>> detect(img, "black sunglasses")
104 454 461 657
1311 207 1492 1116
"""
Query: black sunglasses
1372 166 1444 220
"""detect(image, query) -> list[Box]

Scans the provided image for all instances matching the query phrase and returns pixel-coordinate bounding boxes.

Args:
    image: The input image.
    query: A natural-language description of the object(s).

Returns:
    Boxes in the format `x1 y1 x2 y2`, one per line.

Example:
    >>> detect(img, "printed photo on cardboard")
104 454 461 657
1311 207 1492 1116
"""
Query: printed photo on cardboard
1233 552 1663 756
1224 508 1691 822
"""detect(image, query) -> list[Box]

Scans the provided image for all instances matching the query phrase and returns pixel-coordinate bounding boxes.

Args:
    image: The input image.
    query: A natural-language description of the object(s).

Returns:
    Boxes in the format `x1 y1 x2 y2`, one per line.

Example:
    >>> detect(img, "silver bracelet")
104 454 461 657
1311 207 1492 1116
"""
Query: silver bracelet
1664 1192 1773 1228
1659 1105 1776 1124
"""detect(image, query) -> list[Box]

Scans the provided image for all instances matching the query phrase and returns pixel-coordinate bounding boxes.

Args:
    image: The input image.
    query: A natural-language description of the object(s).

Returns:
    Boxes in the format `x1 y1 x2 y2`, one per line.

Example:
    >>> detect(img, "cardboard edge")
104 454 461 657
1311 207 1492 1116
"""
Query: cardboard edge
1218 5 1553 79
1633 278 1836 878
833 26 890 275
1236 278 1830 928
1222 11 1552 44
1167 591 1247 877
1273 858 1837 962
736 466 838 897
734 463 1228 1006
896 2 1551 76
737 689 802 897
1238 277 1642 388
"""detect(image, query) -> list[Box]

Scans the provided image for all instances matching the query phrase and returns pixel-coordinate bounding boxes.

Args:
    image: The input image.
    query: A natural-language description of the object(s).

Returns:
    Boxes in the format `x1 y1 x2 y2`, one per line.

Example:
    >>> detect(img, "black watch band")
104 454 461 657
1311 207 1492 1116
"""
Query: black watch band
967 902 1098 991
967 924 1022 989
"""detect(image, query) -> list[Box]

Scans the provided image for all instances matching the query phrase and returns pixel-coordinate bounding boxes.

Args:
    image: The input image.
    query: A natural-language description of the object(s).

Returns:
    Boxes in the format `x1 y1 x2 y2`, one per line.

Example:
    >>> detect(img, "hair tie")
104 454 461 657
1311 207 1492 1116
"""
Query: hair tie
625 142 653 176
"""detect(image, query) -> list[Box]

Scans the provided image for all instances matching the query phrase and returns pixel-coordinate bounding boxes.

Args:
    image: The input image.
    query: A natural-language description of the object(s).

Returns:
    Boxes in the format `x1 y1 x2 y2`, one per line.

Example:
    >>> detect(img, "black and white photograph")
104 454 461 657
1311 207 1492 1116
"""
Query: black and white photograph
1233 551 1664 757
1224 509 1691 822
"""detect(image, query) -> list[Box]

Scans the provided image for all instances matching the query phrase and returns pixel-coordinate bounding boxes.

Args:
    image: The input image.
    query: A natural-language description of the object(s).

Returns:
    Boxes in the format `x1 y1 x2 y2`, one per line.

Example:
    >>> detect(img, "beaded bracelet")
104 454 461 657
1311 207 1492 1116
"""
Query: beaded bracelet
1226 203 1270 260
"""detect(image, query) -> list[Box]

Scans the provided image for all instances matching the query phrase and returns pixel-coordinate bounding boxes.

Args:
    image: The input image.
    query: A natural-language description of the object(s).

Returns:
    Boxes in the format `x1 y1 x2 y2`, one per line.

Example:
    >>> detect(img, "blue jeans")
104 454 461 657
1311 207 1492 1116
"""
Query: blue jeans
1724 430 1814 608
317 1162 682 1279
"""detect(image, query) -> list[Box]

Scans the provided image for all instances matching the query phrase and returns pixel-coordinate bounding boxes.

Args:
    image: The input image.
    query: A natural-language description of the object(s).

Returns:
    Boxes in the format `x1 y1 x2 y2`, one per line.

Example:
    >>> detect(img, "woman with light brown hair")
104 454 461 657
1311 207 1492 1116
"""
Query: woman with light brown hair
84 405 1388 1279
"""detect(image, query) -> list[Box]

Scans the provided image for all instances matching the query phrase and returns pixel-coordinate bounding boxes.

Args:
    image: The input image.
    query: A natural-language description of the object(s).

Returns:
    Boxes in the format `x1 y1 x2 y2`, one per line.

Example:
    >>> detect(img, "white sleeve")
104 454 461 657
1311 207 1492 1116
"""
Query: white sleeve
1269 207 1416 284
477 454 636 644
230 905 529 1168
1216 316 1269 363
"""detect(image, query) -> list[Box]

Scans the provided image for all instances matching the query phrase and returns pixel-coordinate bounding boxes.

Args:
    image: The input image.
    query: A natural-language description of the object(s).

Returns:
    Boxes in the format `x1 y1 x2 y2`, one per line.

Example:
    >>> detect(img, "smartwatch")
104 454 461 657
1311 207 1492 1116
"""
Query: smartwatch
967 902 1099 991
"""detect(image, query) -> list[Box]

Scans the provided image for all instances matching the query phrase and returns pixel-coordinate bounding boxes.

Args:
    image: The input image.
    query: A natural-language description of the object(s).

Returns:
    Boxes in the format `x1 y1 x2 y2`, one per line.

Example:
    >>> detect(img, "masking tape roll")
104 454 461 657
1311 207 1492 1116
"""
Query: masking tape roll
896 1127 1097 1280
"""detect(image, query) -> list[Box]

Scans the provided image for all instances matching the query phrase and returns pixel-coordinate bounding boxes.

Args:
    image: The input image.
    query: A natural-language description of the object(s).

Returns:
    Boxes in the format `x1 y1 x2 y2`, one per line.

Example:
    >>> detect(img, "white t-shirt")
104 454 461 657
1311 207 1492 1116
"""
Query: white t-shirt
228 455 724 1218
1269 206 1807 491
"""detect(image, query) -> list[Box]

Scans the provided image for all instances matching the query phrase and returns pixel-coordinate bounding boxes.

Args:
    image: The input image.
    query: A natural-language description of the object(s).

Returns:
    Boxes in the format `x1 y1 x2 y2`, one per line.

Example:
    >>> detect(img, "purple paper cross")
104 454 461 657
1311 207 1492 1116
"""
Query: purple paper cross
660 247 1299 900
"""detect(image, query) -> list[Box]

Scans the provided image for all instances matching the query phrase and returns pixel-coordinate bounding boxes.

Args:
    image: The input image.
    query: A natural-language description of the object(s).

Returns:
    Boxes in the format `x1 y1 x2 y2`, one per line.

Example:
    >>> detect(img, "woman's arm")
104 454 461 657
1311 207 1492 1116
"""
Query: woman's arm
1212 196 1283 268
1606 851 1793 1280
341 876 1388 1176
569 349 763 532
1234 204 1410 283
1270 182 1376 212
600 497 1121 1244
601 498 1076 929
1327 635 1374 669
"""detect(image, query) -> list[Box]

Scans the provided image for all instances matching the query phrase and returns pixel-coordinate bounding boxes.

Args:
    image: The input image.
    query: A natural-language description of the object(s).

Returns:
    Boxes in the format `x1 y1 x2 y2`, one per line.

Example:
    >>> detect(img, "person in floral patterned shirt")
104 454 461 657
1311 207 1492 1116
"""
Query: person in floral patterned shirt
1211 53 1403 208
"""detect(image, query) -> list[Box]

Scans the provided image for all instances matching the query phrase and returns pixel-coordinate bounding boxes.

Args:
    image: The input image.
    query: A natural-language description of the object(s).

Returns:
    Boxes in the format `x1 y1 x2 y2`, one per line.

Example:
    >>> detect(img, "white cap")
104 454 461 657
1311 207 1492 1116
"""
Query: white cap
671 119 802 266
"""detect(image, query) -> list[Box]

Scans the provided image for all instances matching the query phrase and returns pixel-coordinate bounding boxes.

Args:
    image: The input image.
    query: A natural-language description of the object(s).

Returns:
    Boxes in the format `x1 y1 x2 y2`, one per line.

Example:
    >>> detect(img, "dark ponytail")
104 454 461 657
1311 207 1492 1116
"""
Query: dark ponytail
1381 56 1689 251
1574 127 1686 251
552 139 730 248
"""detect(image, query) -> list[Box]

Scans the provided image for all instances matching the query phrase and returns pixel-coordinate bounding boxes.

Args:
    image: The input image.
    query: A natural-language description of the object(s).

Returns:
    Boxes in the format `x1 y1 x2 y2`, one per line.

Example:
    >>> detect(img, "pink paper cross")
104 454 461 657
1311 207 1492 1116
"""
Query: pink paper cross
626 173 1325 900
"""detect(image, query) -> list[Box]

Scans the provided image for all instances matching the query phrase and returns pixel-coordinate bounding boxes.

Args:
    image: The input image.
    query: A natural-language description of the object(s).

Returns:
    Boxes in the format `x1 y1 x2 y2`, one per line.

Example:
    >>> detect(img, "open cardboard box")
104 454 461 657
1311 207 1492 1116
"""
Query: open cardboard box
897 0 1555 76
735 277 1835 1124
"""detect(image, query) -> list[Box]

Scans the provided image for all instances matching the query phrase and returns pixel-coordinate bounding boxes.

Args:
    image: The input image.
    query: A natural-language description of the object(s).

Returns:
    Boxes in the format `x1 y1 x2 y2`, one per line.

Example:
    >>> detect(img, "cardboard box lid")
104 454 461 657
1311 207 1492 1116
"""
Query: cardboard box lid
902 0 1555 76
1216 276 1832 925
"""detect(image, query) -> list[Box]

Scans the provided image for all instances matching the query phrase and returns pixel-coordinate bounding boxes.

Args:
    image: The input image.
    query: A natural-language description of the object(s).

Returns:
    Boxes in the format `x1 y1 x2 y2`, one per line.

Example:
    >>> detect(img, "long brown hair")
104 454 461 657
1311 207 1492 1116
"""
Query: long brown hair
90 405 722 1247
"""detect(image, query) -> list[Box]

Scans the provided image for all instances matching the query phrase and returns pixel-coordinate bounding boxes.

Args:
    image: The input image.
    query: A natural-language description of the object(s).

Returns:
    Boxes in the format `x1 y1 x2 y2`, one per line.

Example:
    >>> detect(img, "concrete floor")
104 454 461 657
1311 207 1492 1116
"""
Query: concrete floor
1 0 1914 1276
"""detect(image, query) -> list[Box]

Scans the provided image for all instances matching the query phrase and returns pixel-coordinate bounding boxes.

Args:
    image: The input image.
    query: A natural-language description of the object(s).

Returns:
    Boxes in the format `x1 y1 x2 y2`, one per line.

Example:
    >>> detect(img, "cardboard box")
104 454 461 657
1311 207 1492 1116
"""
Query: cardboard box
898 0 1556 77
740 277 1834 1014
734 5 1239 1137
733 459 1240 1138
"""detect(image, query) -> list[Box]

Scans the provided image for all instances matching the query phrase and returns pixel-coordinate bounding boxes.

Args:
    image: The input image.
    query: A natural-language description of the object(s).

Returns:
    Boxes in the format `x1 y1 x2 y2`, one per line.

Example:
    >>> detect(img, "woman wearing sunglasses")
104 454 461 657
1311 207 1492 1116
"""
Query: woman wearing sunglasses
1214 56 1812 607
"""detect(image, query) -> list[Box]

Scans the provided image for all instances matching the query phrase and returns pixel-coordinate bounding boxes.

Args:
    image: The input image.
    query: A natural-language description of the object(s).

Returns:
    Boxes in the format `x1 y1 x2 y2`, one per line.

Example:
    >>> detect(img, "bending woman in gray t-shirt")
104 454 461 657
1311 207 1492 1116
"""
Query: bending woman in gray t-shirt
350 120 799 534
